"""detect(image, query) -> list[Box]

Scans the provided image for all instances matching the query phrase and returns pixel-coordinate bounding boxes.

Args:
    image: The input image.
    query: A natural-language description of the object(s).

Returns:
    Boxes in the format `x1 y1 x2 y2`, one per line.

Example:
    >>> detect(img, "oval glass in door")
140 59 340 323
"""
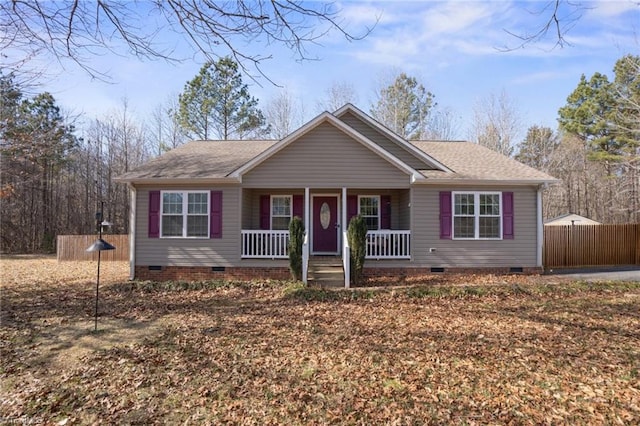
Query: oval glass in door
320 202 331 229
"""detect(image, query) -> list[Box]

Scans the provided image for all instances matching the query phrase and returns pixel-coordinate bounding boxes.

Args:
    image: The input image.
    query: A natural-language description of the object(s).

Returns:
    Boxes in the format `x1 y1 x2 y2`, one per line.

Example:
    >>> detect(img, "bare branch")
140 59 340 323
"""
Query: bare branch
497 0 590 51
0 0 376 83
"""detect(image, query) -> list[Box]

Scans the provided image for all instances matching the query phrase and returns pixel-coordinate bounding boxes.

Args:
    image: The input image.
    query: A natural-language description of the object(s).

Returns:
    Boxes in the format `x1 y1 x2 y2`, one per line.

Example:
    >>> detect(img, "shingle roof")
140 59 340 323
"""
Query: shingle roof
116 140 277 181
411 141 557 182
116 120 556 185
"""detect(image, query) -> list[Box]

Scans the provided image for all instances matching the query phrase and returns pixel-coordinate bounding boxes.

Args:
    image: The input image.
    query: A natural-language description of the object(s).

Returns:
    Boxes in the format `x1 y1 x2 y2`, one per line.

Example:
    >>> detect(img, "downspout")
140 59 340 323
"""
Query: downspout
537 184 544 269
128 183 136 280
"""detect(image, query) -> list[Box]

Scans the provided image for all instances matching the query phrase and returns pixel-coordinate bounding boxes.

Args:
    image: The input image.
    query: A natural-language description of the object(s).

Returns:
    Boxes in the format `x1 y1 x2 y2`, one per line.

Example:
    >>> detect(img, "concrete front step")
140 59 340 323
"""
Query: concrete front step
307 257 344 287
308 277 345 288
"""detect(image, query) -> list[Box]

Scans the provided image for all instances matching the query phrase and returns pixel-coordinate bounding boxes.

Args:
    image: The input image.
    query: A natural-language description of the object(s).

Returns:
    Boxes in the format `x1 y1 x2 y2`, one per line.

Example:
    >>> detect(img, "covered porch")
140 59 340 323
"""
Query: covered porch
240 187 411 286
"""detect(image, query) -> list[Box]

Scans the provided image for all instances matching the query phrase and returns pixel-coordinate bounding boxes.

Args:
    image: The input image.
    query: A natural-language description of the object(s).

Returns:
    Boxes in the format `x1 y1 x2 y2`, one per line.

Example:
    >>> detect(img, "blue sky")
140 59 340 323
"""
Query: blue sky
19 0 640 141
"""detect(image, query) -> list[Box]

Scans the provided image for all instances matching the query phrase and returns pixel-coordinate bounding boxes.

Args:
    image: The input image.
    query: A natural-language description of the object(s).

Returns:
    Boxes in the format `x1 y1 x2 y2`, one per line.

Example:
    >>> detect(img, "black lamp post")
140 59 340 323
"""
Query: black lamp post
86 202 115 331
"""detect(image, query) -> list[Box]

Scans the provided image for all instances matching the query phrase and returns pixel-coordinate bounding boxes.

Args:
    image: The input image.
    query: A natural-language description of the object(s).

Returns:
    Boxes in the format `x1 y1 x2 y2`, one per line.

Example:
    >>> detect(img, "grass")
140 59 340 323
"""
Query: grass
1 257 639 424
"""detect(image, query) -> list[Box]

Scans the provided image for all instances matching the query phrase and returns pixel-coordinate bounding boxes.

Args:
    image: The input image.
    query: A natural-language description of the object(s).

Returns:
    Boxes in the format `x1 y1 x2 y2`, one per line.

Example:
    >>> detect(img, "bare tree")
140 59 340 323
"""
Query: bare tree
611 54 640 222
316 81 359 113
264 89 304 139
424 107 461 140
84 99 151 233
469 90 522 157
150 94 187 155
1 1 374 80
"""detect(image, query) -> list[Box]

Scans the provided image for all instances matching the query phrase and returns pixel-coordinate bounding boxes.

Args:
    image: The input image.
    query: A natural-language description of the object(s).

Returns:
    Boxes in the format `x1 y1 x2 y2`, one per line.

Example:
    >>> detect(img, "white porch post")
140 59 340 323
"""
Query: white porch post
342 187 349 288
303 187 310 284
341 187 347 237
304 187 310 230
537 185 543 268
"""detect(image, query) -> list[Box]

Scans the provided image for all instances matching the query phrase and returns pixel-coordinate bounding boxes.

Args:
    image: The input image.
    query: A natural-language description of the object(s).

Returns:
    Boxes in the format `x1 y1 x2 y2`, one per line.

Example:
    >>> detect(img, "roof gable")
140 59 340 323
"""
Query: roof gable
232 111 425 182
545 213 601 225
241 121 415 188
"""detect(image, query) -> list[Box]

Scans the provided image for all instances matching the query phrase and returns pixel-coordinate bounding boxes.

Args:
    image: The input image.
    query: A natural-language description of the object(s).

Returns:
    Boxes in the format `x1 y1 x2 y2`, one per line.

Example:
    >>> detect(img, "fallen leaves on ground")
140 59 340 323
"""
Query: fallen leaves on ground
1 256 639 424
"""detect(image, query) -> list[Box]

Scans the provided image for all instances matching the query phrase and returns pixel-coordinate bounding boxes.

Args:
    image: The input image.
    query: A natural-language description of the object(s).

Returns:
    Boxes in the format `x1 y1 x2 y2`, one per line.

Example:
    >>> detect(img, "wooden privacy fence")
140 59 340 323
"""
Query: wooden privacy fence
57 234 129 262
544 224 640 268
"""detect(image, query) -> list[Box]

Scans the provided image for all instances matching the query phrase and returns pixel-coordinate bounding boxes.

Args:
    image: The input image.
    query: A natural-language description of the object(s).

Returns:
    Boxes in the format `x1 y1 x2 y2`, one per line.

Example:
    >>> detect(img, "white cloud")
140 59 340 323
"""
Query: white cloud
338 2 385 27
420 1 495 36
587 0 639 18
510 70 569 85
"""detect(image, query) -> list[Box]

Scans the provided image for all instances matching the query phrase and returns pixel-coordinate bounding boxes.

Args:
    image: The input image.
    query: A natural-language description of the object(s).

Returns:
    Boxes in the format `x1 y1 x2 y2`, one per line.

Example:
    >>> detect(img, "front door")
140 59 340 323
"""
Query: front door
313 196 339 253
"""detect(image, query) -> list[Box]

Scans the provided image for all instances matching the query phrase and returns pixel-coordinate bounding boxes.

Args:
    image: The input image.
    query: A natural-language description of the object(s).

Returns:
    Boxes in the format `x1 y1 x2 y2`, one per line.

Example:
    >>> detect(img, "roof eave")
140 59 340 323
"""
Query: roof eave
414 178 560 186
113 177 241 185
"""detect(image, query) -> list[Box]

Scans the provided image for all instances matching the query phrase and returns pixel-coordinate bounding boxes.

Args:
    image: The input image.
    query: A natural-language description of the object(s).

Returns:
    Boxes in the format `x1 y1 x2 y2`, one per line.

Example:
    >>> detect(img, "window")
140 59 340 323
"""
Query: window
453 192 501 239
161 191 209 237
271 195 292 230
359 196 379 230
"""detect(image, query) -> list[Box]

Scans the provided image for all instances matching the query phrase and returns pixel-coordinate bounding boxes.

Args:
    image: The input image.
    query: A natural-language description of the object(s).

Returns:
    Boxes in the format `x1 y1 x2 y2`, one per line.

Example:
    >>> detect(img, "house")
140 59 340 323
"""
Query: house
544 213 601 226
115 104 558 286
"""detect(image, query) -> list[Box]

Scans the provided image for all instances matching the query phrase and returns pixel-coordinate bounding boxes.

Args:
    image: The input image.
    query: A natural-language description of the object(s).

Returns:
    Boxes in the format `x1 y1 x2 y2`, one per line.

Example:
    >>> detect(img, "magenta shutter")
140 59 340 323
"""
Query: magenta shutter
380 195 391 229
502 191 514 239
293 195 303 219
148 190 160 238
439 191 452 240
210 191 222 238
347 195 358 225
260 195 270 230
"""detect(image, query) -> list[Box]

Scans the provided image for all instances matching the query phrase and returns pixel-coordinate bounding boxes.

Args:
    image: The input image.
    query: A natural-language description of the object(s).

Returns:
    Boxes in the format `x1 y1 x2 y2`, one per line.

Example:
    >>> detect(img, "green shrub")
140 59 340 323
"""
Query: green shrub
288 216 305 281
347 215 368 285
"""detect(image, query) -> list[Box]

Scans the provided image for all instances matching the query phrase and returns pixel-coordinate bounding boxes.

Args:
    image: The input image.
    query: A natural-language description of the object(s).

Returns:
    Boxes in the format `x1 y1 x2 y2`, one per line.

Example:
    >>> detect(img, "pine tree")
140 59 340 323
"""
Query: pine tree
177 57 268 140
371 73 435 140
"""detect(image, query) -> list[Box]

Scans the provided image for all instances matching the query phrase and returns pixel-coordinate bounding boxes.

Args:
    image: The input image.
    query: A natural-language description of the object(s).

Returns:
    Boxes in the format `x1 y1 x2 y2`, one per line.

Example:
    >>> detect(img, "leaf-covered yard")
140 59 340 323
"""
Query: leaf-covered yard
1 256 639 424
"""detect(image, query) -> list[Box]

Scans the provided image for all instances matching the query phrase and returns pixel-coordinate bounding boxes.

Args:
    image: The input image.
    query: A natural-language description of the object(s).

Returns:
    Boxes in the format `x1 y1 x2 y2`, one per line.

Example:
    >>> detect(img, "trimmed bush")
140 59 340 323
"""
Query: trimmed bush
288 216 305 281
347 215 368 285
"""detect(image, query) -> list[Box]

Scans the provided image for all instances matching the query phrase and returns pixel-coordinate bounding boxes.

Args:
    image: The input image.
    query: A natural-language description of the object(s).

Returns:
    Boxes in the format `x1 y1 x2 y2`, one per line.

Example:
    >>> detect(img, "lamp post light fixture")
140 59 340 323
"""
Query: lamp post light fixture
86 202 115 331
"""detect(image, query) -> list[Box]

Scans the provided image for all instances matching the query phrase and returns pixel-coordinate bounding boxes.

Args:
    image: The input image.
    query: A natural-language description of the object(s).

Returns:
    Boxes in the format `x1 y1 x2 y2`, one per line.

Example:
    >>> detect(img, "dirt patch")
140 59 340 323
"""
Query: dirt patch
25 318 165 371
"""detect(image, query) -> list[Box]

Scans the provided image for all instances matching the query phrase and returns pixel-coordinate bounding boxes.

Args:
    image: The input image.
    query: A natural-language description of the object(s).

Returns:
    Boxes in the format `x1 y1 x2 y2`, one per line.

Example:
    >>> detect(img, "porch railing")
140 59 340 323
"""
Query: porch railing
241 230 289 259
366 230 411 259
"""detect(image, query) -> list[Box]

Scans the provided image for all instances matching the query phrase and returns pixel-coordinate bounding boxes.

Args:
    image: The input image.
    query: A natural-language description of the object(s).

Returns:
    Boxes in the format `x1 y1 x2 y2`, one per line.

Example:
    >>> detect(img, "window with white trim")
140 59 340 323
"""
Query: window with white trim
453 192 501 239
359 195 380 230
271 195 292 230
161 191 209 237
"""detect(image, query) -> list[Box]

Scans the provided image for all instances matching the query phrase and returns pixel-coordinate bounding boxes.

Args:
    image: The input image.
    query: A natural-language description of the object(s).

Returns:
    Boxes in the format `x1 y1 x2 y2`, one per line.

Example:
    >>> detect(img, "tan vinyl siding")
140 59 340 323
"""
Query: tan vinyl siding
338 111 434 170
241 188 252 229
242 122 411 188
365 187 536 268
135 185 242 266
399 190 411 229
409 186 538 267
